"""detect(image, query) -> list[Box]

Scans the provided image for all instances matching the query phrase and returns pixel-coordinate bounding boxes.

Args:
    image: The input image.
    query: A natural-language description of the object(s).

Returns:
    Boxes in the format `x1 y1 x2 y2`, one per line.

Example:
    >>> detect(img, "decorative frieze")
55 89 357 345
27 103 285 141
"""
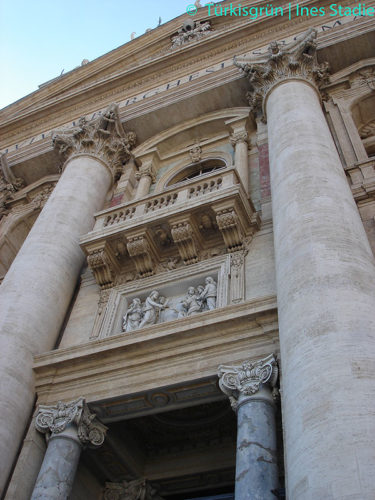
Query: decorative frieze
53 103 136 180
103 479 164 500
234 28 330 117
35 398 107 447
218 354 278 410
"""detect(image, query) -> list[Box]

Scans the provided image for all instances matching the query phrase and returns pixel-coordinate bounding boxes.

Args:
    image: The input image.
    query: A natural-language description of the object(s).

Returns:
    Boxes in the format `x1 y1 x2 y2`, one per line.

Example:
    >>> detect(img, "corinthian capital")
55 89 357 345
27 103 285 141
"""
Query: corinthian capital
234 28 330 117
35 398 107 447
229 131 249 147
53 103 136 181
218 354 278 410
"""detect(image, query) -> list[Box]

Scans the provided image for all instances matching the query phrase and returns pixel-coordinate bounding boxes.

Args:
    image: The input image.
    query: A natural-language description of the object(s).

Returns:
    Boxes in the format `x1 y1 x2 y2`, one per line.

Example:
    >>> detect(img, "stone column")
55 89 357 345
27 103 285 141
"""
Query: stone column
32 398 107 499
218 355 279 500
236 30 375 498
134 153 156 199
229 126 250 194
0 105 135 491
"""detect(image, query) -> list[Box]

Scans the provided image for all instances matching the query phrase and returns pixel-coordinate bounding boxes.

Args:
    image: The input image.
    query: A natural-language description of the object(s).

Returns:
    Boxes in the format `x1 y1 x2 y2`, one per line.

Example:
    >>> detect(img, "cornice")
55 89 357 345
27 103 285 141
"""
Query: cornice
1 0 373 150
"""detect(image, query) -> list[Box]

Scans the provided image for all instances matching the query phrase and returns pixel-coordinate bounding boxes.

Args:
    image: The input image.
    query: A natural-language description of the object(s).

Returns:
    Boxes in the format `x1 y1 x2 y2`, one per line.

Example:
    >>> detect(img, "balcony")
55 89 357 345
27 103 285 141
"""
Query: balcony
80 168 260 289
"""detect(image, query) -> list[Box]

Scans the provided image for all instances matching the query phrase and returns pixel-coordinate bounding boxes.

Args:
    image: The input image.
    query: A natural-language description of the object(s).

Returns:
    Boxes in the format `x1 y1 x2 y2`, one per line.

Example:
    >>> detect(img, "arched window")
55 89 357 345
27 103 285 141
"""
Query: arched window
166 158 226 187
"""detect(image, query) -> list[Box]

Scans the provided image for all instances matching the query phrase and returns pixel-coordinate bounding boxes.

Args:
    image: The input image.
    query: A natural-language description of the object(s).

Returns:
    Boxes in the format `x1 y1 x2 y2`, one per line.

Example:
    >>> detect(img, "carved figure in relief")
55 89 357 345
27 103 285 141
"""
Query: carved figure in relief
181 286 202 316
199 276 217 310
123 298 143 332
139 291 167 328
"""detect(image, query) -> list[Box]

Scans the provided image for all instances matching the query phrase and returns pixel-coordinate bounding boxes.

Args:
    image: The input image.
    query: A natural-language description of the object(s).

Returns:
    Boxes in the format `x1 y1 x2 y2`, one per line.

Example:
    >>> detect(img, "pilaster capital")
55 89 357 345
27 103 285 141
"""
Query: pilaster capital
218 354 278 410
234 28 330 118
35 398 107 447
229 131 249 148
135 164 156 182
52 103 136 181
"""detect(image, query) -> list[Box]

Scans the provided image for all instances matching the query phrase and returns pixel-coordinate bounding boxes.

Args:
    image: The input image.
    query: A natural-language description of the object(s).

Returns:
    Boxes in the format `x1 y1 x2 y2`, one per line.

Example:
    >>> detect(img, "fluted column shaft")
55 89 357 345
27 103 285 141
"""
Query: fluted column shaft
266 75 375 497
0 155 111 489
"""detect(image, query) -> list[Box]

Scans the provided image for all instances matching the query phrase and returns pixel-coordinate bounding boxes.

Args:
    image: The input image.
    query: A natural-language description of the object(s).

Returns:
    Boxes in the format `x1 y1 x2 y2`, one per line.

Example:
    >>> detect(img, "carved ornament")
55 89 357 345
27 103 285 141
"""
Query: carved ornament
218 354 278 410
171 20 212 49
170 220 199 265
229 131 249 148
35 398 107 447
215 207 244 252
126 233 155 277
87 243 119 289
135 165 156 182
0 154 26 220
103 479 164 500
234 28 330 118
53 103 136 181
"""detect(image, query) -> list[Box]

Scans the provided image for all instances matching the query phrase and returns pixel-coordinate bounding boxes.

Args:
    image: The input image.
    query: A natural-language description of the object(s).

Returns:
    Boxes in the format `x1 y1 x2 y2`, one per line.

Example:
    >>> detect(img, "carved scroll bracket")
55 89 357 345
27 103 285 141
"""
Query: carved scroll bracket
126 230 158 278
169 216 202 265
86 242 119 289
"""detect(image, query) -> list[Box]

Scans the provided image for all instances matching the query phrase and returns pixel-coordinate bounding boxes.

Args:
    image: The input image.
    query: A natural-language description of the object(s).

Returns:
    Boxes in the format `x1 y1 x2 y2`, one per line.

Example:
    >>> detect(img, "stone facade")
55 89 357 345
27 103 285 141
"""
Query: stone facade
1 1 375 498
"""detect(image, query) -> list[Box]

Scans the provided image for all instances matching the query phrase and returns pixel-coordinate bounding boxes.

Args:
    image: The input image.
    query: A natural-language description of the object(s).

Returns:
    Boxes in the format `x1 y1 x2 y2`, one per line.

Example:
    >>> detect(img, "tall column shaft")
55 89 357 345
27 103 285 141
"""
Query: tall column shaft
31 425 82 500
0 155 111 490
267 80 375 498
235 388 278 500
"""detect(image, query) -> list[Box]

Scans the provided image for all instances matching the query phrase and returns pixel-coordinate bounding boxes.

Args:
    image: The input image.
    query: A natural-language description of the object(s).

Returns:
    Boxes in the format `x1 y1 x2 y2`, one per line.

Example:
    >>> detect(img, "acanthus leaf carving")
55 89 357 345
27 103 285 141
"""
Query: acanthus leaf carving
170 220 199 265
86 243 119 289
218 354 278 410
53 103 136 181
126 233 155 277
35 398 107 448
234 28 330 119
214 207 244 252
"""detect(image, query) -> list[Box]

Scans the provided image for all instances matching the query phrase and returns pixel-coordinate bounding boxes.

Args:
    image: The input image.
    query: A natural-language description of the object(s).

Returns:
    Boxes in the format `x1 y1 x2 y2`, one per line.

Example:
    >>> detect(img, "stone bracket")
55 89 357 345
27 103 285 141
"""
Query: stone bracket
212 201 246 252
126 230 158 277
86 242 119 290
169 216 201 265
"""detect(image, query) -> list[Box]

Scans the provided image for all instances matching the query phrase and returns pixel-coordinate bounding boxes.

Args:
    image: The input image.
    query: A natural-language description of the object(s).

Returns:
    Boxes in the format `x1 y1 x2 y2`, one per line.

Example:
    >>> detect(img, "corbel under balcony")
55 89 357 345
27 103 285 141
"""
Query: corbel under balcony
80 168 260 288
345 158 375 201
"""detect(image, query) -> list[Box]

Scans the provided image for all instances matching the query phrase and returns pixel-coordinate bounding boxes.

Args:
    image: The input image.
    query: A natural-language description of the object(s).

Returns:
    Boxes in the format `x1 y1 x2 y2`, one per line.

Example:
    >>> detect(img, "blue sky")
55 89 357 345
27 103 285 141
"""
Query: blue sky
0 0 218 109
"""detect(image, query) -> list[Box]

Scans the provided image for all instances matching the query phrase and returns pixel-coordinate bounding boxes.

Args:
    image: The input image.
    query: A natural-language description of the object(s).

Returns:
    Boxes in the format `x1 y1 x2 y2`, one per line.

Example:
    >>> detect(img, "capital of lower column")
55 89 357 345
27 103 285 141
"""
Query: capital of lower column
218 354 278 410
52 103 136 182
234 28 330 119
35 397 107 447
